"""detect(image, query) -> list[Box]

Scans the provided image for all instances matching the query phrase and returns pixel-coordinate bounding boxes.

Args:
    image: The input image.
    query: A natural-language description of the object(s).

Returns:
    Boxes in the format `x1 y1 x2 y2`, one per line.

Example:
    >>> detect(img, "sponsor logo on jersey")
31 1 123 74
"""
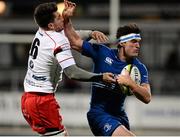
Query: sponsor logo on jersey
104 123 112 132
105 57 113 65
39 32 43 36
32 75 47 81
25 79 42 87
29 60 34 69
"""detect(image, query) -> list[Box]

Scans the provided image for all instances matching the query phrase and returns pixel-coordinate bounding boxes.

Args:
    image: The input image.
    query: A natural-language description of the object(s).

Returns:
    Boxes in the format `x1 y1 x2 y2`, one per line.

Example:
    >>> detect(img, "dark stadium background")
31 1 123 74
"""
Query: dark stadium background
0 0 180 136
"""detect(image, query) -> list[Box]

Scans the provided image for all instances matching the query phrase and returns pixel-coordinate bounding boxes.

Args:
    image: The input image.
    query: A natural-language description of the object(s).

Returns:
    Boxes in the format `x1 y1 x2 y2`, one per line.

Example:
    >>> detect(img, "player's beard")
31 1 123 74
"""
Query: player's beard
55 27 63 32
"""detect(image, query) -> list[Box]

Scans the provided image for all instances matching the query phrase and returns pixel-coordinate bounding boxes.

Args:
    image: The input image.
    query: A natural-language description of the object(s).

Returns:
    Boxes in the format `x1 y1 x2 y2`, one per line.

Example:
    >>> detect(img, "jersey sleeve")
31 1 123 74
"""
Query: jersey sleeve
54 36 76 70
139 64 149 84
76 30 92 40
81 40 101 60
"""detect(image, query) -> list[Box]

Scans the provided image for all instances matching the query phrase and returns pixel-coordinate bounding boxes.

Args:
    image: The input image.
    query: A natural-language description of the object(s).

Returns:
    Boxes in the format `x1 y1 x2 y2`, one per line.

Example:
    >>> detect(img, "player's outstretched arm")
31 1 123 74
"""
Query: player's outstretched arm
76 30 109 43
63 0 84 52
63 1 109 50
90 31 109 43
64 64 116 83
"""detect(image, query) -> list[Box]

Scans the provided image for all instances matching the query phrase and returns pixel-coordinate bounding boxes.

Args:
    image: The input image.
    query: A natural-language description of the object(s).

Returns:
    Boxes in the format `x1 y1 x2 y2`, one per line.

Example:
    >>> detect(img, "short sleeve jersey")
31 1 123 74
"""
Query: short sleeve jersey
82 41 149 114
24 28 75 93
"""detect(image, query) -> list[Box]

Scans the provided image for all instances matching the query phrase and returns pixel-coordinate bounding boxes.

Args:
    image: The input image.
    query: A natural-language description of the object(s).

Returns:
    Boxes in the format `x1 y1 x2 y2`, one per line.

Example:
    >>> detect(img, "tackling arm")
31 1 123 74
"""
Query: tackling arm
62 1 116 83
76 30 109 43
63 0 109 51
63 0 88 52
76 30 92 41
64 64 115 83
63 18 83 52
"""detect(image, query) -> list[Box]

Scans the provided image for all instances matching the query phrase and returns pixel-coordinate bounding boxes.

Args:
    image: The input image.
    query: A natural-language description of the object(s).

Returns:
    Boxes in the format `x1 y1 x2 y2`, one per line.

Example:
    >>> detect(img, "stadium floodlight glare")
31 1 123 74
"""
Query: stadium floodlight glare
0 1 6 15
57 2 65 15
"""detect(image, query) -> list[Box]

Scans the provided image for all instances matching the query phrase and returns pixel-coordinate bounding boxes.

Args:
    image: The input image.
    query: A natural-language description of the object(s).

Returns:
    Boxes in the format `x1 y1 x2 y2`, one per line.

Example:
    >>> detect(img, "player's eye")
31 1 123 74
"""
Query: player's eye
131 39 141 43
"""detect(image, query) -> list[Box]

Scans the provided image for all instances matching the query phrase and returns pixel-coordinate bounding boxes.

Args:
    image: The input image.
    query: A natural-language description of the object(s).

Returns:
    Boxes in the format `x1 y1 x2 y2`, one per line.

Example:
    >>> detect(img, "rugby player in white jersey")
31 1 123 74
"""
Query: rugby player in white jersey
21 2 115 136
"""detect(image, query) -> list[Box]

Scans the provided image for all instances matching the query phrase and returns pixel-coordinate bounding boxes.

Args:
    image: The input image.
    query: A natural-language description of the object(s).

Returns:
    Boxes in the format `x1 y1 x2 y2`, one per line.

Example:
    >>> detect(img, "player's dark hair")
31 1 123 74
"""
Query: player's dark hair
116 23 141 39
34 2 57 28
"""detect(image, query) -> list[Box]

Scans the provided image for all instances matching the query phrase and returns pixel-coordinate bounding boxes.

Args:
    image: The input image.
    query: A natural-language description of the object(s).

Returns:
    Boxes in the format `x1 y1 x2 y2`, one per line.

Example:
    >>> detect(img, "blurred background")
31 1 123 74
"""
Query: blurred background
0 0 180 136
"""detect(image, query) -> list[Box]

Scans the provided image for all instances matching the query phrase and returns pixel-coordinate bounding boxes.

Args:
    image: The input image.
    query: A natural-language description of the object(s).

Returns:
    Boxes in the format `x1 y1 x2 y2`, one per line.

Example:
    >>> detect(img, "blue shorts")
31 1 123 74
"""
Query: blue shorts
87 109 130 136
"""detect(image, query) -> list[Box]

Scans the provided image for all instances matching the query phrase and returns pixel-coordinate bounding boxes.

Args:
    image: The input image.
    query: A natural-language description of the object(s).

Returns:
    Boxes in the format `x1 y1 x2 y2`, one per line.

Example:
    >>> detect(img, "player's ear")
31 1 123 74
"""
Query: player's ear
119 42 124 47
48 23 54 30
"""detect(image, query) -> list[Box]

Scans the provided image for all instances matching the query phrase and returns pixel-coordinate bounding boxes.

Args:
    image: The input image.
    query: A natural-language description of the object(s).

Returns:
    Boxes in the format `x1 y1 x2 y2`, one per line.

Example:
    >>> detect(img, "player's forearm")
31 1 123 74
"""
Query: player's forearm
76 30 92 41
64 18 83 52
130 83 151 104
64 65 103 82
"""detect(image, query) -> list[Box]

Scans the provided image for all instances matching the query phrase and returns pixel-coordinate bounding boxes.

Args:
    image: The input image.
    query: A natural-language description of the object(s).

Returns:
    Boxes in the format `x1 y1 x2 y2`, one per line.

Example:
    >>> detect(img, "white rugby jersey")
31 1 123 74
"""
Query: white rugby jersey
24 28 76 93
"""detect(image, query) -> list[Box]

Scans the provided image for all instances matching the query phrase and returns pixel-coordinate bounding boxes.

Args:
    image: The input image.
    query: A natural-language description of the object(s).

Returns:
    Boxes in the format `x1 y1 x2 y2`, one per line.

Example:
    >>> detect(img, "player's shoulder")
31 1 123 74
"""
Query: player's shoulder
90 42 111 51
50 30 67 40
133 58 147 70
134 58 144 65
47 30 69 45
36 29 67 41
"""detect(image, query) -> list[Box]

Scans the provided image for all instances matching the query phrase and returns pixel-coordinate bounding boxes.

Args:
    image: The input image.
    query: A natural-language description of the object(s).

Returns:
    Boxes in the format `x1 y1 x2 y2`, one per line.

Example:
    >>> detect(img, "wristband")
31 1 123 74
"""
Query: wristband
90 74 103 82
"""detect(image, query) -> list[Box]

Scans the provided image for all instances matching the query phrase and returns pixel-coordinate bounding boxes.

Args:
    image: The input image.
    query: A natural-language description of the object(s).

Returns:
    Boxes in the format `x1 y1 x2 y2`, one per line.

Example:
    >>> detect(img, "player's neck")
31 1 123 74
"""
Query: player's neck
118 49 133 63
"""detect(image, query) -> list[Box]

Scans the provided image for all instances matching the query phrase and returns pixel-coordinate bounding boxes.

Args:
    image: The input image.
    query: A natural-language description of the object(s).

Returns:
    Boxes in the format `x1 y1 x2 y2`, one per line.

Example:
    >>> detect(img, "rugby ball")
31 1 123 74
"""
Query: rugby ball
120 64 141 96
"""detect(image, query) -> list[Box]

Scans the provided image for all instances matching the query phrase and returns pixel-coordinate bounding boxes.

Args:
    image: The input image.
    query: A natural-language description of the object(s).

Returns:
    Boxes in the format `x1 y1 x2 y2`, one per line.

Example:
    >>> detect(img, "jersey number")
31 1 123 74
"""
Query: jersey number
29 38 40 59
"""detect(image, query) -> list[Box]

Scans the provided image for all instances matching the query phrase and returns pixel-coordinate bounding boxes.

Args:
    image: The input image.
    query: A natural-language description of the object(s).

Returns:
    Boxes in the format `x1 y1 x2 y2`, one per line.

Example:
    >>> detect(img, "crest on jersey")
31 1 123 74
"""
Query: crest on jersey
105 57 113 65
29 60 34 69
104 123 112 132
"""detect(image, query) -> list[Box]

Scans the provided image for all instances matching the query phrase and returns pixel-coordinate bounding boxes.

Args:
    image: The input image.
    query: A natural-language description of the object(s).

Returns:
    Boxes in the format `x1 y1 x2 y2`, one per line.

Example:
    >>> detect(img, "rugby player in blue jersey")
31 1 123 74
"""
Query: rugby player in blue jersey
63 0 151 136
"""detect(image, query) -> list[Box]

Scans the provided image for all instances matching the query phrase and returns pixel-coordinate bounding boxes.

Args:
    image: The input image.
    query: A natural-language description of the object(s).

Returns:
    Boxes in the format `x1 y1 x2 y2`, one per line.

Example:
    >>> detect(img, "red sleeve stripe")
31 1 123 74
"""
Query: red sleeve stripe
54 46 63 55
54 42 69 50
58 57 74 63
53 42 70 55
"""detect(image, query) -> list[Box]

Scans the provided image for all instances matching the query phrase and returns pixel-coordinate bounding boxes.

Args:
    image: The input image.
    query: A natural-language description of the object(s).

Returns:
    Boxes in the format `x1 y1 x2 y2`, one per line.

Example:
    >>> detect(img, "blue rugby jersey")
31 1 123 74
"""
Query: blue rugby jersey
82 41 149 115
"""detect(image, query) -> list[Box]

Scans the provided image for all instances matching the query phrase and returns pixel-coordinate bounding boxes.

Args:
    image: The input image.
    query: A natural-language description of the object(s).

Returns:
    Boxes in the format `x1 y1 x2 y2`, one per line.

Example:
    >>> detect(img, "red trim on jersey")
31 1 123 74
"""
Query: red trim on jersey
53 43 70 55
56 42 69 49
44 31 70 55
58 57 74 63
44 31 57 48
54 46 63 55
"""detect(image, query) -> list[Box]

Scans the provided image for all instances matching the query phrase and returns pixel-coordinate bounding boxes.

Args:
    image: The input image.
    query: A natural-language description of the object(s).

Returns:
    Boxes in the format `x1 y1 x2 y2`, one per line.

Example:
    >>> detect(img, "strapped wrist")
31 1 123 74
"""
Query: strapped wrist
90 74 103 82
